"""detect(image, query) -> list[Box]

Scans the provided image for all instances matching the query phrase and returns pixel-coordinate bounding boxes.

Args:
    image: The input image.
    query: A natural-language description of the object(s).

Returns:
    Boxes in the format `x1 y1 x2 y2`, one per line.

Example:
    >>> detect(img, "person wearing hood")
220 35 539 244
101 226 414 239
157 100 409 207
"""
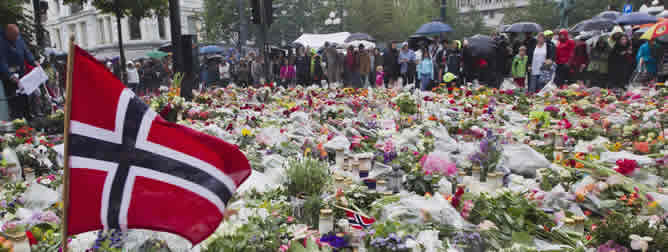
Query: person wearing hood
126 61 140 92
609 34 634 89
554 29 575 85
636 39 658 84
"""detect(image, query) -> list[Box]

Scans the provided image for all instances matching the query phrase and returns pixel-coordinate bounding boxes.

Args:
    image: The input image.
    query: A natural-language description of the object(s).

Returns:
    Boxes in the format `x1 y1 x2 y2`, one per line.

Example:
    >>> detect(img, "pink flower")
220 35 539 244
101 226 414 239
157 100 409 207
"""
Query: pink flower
421 153 458 177
287 216 295 223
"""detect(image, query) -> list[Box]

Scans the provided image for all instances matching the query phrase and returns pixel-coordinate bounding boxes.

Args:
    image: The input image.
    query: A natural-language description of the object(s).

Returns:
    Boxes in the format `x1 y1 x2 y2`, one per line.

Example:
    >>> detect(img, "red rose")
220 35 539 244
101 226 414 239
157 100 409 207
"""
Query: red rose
615 159 637 176
26 231 37 245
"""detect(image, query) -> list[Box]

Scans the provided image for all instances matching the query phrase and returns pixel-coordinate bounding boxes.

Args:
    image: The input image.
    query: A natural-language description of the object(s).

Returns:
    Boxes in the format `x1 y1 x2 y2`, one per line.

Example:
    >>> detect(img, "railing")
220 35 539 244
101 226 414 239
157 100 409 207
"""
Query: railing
457 0 529 12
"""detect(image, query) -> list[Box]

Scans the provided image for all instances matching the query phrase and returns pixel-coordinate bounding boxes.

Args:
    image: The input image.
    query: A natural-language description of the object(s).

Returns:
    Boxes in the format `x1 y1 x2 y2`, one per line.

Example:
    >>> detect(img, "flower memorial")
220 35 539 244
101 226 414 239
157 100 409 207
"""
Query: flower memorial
0 82 667 251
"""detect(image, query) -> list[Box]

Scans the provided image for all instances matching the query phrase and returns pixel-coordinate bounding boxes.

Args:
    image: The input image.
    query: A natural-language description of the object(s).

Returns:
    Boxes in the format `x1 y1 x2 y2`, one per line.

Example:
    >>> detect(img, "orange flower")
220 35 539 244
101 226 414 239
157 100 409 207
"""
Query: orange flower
620 194 627 201
575 162 584 169
633 142 650 153
428 115 437 121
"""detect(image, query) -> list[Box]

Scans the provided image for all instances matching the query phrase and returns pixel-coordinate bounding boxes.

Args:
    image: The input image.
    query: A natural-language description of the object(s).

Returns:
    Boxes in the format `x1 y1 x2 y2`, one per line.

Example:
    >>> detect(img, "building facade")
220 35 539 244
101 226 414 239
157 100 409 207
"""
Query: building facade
457 0 530 27
44 0 203 60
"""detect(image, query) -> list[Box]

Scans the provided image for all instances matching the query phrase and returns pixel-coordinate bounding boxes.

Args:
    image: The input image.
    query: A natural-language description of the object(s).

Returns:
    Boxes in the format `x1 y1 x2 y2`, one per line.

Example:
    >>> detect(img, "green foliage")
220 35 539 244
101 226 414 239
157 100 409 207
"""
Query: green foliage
403 171 439 196
202 0 238 43
503 0 646 30
204 214 289 252
283 158 330 197
591 212 668 251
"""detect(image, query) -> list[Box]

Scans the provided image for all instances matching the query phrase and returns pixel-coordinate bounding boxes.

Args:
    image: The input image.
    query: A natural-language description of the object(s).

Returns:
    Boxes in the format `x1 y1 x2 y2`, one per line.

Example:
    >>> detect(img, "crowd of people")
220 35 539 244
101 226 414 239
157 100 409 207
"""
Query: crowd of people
196 27 665 94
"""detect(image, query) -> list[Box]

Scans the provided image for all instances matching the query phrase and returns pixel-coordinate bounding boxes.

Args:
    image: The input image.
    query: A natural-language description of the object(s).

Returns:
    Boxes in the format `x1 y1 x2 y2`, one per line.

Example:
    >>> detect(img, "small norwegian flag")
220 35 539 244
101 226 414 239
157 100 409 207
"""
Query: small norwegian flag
346 209 375 230
65 46 251 245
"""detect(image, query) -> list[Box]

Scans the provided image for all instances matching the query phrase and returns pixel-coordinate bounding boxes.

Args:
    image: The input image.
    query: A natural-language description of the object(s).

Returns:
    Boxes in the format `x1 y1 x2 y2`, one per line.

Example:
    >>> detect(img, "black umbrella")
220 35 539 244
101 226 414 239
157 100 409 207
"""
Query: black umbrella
505 22 543 33
407 34 433 50
466 35 496 58
415 21 453 35
595 11 621 20
345 33 375 43
615 12 658 25
570 18 617 33
498 24 511 33
158 42 172 52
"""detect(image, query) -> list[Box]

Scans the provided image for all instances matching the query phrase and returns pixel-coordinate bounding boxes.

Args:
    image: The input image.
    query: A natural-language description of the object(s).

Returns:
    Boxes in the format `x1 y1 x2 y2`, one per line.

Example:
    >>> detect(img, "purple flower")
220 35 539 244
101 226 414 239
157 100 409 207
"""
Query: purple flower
596 240 630 252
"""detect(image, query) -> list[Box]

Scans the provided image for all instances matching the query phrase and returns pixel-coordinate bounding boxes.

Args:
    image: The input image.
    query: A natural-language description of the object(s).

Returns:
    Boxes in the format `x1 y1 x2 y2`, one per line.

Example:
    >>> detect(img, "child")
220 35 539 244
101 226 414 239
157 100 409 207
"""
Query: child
511 46 528 88
537 59 557 92
375 65 384 88
417 48 433 91
443 72 457 89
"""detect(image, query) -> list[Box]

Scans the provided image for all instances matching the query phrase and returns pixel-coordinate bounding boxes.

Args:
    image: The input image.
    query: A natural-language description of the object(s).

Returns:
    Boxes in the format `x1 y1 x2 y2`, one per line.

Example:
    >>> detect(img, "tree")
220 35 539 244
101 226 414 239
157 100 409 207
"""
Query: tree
1 0 38 55
64 0 168 83
202 0 238 44
503 0 647 30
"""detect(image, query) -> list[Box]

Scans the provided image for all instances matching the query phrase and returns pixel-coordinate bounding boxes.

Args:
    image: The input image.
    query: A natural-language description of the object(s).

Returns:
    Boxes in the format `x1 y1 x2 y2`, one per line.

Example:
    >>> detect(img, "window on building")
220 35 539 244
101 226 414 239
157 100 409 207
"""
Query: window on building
158 16 166 40
70 2 83 14
187 16 198 34
106 17 114 42
55 28 62 49
129 16 142 40
97 18 106 44
80 22 88 47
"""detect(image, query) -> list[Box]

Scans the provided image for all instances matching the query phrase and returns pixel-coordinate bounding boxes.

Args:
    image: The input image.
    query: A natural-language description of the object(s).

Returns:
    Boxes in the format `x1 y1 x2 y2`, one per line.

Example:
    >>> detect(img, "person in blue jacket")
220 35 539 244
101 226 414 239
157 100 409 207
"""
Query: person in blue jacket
636 40 658 81
417 48 433 91
0 24 38 120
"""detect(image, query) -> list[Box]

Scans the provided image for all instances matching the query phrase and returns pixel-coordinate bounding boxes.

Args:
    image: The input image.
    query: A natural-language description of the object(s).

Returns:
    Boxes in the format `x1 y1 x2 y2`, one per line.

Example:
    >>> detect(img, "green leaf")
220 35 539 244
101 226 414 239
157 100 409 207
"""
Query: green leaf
305 238 319 251
512 231 533 245
288 240 306 252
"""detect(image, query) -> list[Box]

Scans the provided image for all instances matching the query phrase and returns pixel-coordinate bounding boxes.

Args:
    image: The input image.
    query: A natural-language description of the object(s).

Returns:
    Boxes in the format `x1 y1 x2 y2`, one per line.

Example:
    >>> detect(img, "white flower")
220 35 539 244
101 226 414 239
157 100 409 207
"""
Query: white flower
40 178 52 185
629 234 652 252
477 220 497 231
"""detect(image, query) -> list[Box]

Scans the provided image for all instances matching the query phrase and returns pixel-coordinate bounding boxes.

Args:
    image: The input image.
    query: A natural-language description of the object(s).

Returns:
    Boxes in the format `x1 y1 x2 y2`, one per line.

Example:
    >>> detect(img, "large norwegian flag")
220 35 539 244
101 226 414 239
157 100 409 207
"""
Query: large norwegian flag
66 46 251 245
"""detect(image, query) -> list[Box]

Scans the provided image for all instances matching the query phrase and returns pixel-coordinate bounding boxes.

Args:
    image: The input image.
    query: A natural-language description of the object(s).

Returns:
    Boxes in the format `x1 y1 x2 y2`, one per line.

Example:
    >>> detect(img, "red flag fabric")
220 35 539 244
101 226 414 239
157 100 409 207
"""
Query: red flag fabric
345 209 375 230
66 46 251 245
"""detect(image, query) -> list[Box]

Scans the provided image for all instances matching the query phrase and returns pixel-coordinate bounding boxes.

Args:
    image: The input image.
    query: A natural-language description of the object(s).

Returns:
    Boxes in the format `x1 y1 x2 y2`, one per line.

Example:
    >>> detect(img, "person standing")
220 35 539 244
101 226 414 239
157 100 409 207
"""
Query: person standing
324 42 338 85
312 55 325 86
219 61 230 87
398 43 415 87
587 37 610 88
570 39 589 85
359 45 371 87
295 47 310 86
512 46 528 88
0 24 38 120
554 29 575 86
126 61 140 92
383 41 399 88
417 48 433 91
529 33 554 93
609 35 634 88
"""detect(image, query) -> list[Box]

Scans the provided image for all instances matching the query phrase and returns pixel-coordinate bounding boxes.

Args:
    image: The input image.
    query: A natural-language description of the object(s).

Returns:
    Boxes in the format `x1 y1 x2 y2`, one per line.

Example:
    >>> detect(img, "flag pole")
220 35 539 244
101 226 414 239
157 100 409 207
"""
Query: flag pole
60 35 76 252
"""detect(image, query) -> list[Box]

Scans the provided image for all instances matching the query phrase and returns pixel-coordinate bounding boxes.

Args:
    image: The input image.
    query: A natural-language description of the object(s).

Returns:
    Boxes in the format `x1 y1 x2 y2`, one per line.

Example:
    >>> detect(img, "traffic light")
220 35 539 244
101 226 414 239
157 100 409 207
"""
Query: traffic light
265 0 274 26
250 0 273 25
250 0 261 24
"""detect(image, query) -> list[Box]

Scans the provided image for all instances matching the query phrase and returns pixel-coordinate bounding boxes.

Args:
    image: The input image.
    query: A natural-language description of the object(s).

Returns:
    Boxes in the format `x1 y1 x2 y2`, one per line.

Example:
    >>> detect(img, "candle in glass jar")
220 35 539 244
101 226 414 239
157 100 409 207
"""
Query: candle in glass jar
319 209 334 235
23 167 35 182
335 148 345 169
377 180 387 193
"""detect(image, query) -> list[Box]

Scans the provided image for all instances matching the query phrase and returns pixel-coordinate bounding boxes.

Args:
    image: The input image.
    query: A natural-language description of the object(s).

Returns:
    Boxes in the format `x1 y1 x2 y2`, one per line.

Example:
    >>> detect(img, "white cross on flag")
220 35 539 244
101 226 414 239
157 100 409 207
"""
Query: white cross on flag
65 46 251 244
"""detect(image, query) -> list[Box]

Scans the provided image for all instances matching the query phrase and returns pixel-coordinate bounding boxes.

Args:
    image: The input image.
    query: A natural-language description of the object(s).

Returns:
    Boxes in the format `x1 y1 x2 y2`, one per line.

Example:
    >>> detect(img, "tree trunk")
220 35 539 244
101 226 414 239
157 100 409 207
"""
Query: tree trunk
115 5 127 84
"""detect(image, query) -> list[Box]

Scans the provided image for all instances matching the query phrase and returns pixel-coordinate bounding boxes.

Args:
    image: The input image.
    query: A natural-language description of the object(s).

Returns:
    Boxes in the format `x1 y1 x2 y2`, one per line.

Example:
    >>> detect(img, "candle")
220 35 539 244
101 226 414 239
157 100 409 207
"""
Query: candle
319 209 334 235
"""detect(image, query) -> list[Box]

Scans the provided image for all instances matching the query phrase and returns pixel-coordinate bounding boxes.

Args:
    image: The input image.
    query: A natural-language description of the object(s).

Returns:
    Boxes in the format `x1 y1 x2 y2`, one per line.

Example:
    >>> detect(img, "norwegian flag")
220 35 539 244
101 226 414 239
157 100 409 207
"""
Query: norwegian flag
345 209 375 230
65 46 251 245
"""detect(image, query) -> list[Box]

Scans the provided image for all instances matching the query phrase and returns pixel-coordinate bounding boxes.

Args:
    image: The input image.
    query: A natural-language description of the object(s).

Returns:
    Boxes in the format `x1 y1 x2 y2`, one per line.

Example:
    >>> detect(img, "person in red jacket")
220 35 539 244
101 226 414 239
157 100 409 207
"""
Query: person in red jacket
555 29 575 85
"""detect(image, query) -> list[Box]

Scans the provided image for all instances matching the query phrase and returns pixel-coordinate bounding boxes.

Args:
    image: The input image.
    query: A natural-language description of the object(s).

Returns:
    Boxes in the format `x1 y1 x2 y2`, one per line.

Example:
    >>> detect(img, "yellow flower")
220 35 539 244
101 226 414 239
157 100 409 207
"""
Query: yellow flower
648 201 658 208
241 128 251 137
304 148 311 157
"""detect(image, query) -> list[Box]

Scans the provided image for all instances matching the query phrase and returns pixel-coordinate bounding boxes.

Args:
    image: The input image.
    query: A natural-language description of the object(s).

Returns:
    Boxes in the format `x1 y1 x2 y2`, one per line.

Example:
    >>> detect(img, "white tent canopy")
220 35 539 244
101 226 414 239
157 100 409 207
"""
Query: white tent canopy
293 32 351 49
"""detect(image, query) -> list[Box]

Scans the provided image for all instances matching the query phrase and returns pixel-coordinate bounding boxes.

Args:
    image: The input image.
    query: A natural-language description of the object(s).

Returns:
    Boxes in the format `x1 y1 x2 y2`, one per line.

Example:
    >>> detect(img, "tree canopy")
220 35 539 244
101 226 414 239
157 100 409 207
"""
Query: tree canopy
202 0 491 46
503 0 649 30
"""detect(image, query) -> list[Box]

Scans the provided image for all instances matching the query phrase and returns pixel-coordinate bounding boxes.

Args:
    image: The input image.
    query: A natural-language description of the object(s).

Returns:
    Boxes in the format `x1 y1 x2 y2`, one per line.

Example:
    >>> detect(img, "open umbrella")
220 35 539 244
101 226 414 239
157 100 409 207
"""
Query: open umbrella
657 10 668 18
497 24 511 33
640 20 668 41
199 45 224 55
505 22 543 33
616 12 658 25
466 34 496 58
415 21 453 35
570 18 617 33
147 50 169 59
344 33 375 43
158 42 172 52
595 11 621 20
